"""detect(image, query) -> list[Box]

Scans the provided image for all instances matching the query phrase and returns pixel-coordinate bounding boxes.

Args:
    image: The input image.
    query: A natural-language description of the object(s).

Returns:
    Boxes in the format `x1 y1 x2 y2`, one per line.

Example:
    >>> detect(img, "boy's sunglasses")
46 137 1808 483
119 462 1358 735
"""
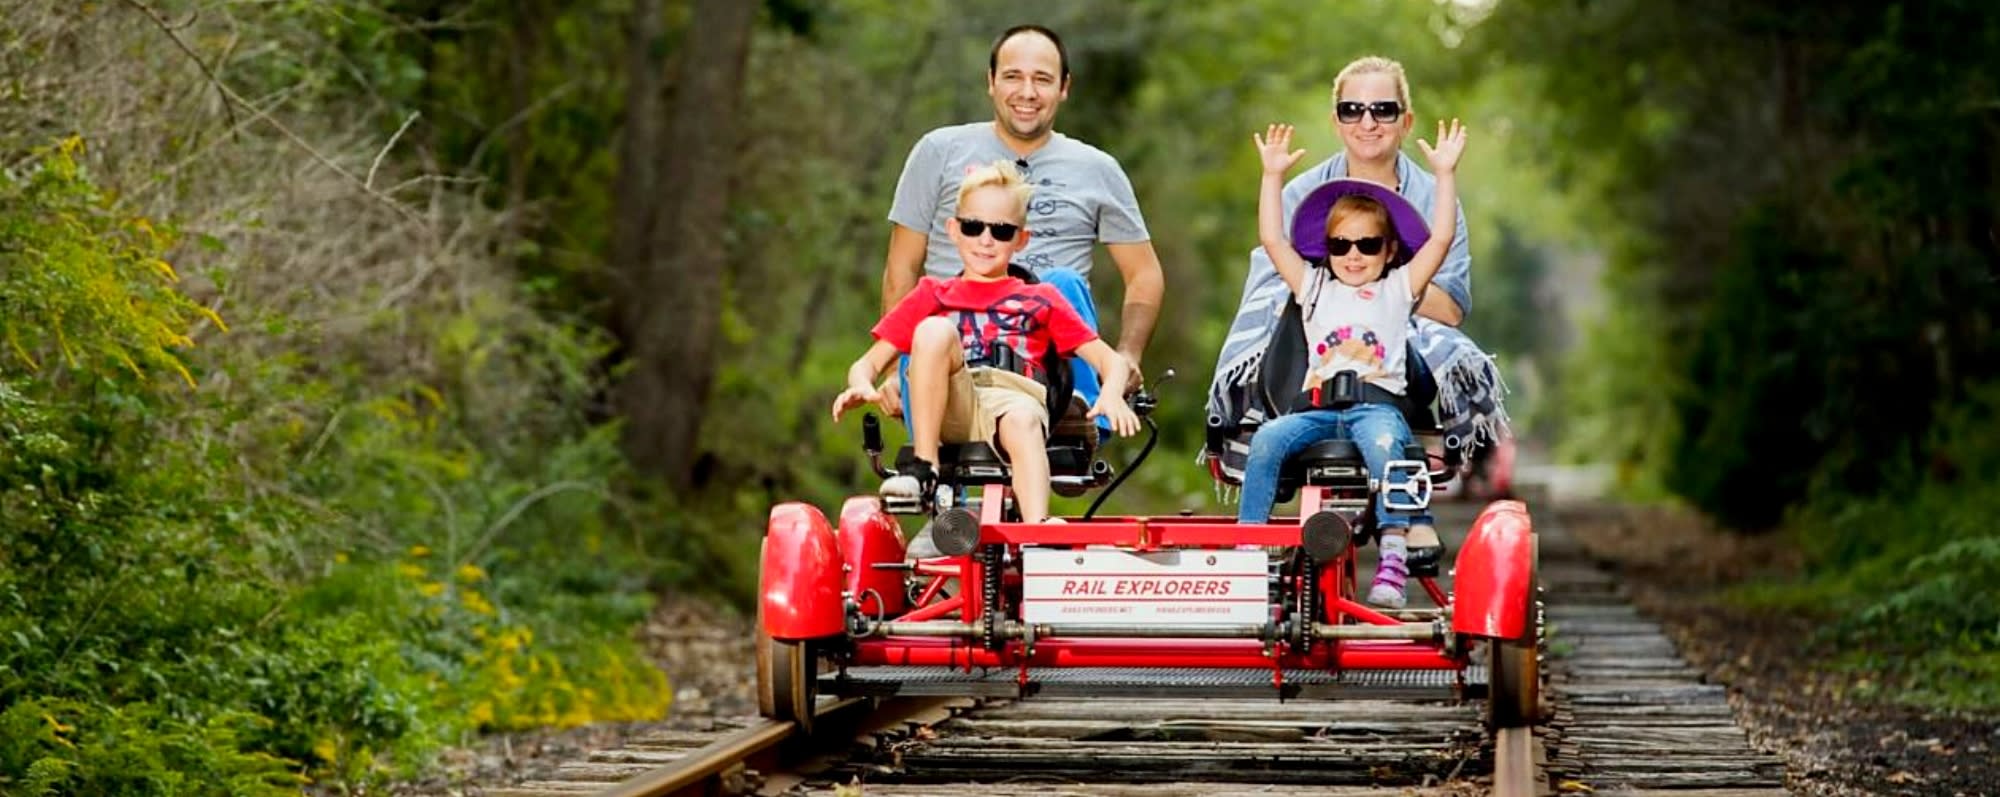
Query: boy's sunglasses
1335 100 1403 124
1325 235 1387 256
956 218 1021 242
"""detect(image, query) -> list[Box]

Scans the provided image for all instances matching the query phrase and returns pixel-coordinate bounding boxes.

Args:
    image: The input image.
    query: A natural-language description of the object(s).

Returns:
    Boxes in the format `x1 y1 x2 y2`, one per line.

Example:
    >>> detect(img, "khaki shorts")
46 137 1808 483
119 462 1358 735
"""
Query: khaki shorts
942 367 1049 447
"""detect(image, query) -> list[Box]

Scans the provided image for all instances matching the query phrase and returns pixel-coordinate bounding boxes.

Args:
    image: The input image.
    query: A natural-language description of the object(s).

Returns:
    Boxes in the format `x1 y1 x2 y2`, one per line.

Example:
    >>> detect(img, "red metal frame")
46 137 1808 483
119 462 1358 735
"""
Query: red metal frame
762 482 1537 678
846 637 1460 670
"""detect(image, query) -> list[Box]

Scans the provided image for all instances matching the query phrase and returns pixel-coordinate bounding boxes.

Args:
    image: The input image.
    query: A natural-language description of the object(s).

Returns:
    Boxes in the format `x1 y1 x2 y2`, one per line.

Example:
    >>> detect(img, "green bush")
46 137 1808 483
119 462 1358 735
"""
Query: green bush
1739 382 2000 711
0 699 303 797
1 137 672 793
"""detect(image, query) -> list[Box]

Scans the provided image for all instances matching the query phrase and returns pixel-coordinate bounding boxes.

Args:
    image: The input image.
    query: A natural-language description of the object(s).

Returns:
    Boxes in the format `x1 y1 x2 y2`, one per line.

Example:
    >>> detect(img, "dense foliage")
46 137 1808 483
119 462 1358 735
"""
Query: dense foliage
1472 0 2000 707
2 4 670 792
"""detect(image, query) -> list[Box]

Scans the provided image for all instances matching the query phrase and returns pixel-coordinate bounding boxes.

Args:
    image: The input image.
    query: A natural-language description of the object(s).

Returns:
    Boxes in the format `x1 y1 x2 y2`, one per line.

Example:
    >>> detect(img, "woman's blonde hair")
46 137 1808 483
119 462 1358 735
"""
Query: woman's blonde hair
1330 55 1412 115
956 160 1034 220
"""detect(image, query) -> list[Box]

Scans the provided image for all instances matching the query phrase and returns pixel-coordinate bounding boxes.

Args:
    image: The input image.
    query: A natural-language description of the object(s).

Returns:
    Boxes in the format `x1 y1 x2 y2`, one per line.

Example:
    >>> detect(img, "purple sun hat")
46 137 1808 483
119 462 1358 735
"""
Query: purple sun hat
1290 177 1429 266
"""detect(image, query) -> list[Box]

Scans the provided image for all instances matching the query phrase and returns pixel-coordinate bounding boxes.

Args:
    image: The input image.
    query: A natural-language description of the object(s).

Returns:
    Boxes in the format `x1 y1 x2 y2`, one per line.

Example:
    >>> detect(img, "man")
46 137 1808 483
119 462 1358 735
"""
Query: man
880 24 1164 420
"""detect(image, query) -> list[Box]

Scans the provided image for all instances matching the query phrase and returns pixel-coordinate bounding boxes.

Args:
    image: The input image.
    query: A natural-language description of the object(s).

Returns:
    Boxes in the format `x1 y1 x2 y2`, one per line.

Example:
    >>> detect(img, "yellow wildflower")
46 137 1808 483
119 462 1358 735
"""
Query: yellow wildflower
461 589 495 616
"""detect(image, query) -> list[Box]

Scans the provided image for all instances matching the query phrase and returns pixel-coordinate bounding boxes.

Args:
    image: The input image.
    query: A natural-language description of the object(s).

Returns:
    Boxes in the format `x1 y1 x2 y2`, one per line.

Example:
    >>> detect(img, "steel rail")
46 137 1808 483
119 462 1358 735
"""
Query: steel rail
1493 725 1538 796
593 696 958 797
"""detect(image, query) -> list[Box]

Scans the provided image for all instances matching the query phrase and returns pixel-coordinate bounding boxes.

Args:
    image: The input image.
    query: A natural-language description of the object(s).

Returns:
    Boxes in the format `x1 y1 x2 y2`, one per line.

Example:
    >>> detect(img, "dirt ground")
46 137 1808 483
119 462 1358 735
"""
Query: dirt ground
1560 503 1998 797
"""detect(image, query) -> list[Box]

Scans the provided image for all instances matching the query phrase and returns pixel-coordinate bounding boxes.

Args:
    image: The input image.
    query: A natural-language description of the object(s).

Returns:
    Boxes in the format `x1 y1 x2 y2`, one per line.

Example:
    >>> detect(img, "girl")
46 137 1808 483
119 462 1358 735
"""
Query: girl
1238 119 1467 608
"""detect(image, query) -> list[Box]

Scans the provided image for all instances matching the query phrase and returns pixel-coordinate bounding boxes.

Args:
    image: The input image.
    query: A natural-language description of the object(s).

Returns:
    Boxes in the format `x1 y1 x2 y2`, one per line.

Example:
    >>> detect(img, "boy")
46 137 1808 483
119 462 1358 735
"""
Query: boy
832 161 1140 523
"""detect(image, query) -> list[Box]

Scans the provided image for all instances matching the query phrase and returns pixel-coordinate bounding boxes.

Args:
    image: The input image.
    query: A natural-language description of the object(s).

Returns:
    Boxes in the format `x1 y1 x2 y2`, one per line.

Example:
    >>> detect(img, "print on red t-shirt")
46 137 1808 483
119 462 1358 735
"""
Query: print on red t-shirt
872 276 1096 382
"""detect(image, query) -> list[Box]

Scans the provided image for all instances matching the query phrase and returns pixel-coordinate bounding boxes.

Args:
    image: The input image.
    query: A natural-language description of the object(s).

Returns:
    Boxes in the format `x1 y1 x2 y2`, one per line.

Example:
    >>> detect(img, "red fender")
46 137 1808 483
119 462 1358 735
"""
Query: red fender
837 496 907 617
760 502 844 640
1450 500 1536 640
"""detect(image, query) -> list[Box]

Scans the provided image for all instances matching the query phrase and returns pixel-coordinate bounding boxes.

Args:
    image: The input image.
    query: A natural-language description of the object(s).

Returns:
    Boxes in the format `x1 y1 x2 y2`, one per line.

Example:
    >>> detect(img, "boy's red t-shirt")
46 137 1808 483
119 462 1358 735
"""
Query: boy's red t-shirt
872 275 1097 382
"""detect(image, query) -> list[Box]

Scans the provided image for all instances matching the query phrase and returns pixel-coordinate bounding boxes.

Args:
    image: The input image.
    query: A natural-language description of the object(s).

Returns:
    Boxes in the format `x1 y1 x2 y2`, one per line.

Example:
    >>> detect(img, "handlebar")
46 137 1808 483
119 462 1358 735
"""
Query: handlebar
861 413 896 479
1130 367 1172 417
857 367 1177 489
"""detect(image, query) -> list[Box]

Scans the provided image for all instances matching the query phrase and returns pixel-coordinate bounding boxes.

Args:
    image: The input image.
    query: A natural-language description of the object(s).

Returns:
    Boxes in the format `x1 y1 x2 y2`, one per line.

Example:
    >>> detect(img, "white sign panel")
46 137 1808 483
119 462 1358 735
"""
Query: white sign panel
1020 548 1268 625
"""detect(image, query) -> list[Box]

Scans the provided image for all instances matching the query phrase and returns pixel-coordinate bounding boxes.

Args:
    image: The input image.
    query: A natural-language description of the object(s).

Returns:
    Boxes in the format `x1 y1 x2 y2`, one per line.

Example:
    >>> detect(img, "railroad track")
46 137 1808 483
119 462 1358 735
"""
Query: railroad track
497 500 1788 796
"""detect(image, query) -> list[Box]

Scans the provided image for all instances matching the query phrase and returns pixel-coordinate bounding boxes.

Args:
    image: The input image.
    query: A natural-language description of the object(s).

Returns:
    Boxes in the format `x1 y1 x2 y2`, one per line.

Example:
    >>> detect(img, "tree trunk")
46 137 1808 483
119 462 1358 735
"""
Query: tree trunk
608 0 665 346
613 0 756 491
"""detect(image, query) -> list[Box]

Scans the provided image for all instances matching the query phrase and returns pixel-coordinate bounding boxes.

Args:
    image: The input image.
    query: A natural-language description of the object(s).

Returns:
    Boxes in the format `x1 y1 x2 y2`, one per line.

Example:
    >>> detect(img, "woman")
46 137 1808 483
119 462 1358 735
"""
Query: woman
1204 56 1509 573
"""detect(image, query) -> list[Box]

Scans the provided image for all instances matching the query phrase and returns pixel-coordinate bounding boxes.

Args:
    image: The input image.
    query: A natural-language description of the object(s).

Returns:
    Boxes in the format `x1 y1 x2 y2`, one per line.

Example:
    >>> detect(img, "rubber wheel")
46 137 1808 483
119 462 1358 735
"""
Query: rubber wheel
767 638 818 734
1486 536 1541 729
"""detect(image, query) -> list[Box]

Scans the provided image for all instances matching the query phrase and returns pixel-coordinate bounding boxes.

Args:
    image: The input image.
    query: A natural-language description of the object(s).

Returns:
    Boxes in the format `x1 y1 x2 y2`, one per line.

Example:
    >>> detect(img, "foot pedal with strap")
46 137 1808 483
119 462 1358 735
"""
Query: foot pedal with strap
1405 524 1446 578
881 460 940 515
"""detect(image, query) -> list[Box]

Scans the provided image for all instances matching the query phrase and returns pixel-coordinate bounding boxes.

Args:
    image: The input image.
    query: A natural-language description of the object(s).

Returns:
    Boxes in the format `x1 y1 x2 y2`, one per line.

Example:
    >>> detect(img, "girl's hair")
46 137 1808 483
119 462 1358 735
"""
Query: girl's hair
1330 55 1412 115
1325 194 1402 267
957 160 1034 219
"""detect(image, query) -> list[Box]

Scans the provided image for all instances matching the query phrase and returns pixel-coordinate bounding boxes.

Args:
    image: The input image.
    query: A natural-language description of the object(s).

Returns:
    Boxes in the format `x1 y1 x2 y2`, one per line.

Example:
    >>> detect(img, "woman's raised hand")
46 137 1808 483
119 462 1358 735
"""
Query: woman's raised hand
1416 118 1469 174
1253 123 1306 175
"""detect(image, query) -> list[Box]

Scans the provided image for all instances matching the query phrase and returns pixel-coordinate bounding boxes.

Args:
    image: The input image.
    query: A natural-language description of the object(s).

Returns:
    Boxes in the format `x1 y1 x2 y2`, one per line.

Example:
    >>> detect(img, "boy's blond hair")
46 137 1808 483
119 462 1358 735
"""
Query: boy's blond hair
1330 55 1413 115
956 160 1034 220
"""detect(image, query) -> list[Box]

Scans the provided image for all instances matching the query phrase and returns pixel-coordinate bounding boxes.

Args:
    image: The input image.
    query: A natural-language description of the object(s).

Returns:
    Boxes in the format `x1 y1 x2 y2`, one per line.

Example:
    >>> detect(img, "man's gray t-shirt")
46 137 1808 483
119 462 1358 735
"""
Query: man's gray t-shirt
888 122 1150 278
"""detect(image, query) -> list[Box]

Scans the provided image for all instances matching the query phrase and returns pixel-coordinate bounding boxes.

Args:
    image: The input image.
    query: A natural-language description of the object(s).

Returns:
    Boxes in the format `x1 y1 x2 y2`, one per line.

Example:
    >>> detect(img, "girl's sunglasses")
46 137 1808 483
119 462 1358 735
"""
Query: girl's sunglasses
1335 100 1403 124
1325 235 1387 256
956 218 1021 242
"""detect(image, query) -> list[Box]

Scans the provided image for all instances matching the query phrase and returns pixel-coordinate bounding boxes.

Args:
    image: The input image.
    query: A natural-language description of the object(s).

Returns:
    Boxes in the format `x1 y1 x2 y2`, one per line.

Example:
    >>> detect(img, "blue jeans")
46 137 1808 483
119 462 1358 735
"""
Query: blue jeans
1236 403 1436 527
900 269 1108 434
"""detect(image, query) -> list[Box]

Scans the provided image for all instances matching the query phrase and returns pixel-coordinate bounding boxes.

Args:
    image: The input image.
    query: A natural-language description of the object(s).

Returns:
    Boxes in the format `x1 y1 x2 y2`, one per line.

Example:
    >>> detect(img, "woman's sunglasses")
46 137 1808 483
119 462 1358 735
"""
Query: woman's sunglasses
956 217 1021 242
1335 100 1403 124
1324 235 1387 256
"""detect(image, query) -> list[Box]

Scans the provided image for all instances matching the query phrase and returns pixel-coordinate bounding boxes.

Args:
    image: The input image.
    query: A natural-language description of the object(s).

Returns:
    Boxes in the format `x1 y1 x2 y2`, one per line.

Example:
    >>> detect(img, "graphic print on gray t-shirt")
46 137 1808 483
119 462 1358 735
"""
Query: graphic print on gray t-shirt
889 122 1150 279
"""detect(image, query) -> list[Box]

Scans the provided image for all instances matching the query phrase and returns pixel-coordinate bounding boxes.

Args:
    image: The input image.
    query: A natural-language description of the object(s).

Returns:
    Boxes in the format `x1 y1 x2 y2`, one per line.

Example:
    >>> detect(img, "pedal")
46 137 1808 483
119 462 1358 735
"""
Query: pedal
1379 460 1432 512
1408 544 1444 577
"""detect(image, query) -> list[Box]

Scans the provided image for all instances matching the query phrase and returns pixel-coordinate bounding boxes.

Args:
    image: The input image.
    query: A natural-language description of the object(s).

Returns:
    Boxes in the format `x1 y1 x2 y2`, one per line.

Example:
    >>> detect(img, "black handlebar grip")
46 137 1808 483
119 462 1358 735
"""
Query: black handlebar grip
1130 367 1172 416
862 413 882 453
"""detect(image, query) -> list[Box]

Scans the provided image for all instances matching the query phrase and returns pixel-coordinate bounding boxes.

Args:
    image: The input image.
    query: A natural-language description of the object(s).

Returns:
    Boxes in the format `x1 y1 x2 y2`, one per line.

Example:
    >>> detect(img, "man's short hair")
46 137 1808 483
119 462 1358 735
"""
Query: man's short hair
989 25 1069 82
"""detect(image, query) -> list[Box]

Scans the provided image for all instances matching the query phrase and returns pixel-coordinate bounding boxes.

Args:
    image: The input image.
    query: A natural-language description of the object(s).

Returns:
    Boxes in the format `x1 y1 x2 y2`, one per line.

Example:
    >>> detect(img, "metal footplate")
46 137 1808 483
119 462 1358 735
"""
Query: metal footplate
882 484 953 516
1379 459 1433 512
822 665 1486 701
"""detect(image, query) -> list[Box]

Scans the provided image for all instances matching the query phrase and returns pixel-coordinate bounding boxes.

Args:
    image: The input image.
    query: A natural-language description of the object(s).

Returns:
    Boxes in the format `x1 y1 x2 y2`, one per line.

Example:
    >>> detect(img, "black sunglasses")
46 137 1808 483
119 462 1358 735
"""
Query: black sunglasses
956 217 1021 242
1335 100 1403 124
1325 236 1387 256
